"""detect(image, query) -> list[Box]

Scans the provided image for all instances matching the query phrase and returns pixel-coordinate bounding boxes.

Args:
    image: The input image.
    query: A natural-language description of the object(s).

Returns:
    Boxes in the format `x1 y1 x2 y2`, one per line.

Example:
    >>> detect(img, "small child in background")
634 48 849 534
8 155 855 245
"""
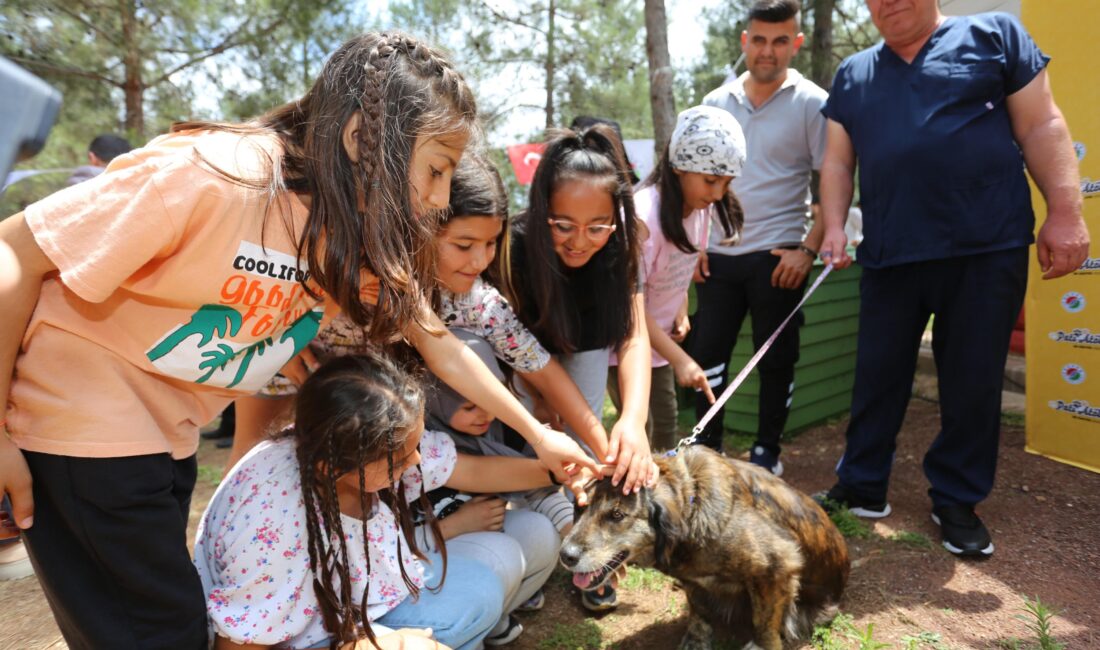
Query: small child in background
425 331 575 536
610 105 747 452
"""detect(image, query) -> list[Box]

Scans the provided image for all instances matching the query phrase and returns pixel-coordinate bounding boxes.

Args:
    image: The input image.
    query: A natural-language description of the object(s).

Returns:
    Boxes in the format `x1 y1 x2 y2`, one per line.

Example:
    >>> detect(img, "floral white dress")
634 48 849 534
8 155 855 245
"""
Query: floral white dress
194 430 457 648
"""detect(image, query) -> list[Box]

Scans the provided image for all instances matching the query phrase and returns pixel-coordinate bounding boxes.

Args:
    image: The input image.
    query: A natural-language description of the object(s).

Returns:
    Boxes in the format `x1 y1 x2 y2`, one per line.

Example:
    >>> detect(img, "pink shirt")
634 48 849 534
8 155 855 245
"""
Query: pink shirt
12 129 321 459
614 185 710 367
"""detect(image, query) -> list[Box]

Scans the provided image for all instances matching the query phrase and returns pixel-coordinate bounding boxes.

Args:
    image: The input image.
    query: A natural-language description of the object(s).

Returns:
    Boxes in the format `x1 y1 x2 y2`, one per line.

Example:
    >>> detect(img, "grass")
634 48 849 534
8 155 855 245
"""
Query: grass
824 502 874 539
900 631 950 649
891 530 935 550
618 565 673 592
197 464 223 486
537 619 608 650
1013 596 1065 650
812 613 891 650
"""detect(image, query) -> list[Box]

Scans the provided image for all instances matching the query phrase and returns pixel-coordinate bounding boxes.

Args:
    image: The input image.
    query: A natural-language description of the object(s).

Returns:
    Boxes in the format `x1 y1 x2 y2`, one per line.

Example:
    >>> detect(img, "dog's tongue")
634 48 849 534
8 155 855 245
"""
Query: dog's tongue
572 571 597 589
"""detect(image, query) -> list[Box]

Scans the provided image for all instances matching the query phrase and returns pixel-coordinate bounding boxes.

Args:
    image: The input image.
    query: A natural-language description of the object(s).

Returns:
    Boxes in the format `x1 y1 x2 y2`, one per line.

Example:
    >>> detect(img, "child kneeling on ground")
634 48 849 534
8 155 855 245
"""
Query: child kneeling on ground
195 351 598 650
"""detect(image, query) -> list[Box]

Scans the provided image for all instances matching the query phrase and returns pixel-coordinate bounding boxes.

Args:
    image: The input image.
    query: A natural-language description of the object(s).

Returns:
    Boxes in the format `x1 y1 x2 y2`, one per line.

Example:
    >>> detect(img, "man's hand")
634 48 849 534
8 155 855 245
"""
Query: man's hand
770 248 814 289
1036 211 1090 279
818 227 851 269
692 251 710 283
672 358 716 404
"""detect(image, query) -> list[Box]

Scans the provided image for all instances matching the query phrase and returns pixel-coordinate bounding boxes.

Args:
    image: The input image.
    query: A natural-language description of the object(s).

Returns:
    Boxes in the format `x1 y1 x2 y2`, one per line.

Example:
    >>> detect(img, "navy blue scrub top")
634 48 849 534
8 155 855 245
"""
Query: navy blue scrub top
822 13 1050 268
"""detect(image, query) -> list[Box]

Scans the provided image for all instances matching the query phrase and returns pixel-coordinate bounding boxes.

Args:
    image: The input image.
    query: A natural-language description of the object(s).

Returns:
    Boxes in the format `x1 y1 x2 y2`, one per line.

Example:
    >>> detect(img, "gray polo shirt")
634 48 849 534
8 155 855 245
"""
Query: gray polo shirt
702 69 827 256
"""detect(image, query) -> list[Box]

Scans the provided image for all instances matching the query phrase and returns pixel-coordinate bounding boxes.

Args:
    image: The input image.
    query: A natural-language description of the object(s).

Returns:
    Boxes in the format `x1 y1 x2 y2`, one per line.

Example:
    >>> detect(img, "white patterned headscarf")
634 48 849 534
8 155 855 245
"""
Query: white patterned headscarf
669 105 747 178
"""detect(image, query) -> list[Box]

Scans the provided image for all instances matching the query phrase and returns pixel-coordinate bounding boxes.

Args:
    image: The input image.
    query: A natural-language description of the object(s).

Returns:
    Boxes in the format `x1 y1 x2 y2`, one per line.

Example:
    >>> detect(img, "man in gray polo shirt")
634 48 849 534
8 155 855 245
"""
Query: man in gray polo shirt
690 0 826 475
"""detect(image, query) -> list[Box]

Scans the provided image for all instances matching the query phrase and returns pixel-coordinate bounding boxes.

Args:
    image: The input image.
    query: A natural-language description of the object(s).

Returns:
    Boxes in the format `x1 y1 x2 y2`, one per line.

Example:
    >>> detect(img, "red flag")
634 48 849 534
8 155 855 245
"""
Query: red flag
506 143 546 185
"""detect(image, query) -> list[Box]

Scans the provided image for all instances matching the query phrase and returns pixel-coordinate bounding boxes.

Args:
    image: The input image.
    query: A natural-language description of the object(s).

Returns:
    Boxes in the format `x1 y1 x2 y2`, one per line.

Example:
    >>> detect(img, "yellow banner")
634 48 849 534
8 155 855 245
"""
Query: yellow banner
1023 0 1100 472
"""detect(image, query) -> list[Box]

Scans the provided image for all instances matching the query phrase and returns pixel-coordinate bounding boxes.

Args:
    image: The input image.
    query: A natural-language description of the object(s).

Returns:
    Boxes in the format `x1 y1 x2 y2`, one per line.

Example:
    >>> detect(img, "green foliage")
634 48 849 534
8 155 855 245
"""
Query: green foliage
825 502 874 539
812 613 892 650
900 630 950 650
891 530 934 550
197 464 223 487
686 0 878 105
619 566 673 592
812 612 855 649
1016 596 1065 650
537 619 607 650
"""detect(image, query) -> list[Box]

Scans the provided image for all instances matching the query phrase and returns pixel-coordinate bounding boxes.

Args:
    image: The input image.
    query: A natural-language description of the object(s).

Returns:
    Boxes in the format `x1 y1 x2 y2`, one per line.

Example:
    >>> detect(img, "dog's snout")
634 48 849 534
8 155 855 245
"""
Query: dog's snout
559 542 581 569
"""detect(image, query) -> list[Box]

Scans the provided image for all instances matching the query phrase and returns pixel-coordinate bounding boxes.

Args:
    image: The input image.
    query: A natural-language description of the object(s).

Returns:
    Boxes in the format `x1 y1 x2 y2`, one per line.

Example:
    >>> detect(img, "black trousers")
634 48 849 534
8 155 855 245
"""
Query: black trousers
689 250 807 451
836 248 1028 507
22 451 208 650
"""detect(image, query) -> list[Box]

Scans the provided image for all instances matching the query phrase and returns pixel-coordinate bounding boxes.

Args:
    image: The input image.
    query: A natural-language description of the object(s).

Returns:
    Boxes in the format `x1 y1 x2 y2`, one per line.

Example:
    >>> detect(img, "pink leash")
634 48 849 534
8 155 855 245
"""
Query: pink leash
678 263 836 449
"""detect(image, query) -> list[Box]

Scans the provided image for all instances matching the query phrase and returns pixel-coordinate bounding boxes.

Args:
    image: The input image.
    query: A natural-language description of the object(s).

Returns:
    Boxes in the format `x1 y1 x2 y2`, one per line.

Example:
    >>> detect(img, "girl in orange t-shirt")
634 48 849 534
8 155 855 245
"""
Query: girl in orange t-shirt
0 32 592 649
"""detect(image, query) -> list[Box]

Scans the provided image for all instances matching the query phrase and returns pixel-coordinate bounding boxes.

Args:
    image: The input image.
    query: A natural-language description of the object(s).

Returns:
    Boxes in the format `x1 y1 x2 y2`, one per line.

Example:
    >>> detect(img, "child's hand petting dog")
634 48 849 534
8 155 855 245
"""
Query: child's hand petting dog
439 496 506 539
560 464 615 507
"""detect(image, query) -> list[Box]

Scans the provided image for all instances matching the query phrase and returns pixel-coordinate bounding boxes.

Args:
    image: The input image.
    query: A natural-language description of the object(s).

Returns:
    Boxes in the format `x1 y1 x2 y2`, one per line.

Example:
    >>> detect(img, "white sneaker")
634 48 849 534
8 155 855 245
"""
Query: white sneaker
0 540 35 581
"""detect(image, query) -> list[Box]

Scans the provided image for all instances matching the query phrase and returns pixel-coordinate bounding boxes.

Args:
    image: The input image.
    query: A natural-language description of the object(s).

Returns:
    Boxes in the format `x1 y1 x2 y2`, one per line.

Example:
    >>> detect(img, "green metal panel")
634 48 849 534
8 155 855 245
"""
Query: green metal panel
685 263 862 436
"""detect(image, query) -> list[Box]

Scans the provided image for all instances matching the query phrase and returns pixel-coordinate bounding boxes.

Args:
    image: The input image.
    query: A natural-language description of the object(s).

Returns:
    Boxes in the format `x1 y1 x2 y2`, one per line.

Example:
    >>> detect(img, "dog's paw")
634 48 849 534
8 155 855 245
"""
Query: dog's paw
677 615 714 650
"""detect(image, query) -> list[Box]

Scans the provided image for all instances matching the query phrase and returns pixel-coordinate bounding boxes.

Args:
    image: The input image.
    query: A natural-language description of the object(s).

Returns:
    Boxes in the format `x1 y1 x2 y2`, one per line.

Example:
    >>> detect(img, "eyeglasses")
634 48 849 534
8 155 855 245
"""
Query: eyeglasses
547 218 617 240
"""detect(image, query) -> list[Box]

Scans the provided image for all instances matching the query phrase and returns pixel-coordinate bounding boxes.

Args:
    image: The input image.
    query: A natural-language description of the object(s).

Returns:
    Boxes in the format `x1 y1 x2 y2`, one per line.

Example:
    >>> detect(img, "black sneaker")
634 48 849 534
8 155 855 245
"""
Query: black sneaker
812 483 892 519
931 504 994 557
580 585 618 612
749 445 783 477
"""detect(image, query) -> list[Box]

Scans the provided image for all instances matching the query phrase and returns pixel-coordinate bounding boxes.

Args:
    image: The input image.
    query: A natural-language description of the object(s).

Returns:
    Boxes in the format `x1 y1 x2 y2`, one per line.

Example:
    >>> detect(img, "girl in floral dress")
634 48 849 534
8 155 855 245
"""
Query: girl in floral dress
195 351 597 650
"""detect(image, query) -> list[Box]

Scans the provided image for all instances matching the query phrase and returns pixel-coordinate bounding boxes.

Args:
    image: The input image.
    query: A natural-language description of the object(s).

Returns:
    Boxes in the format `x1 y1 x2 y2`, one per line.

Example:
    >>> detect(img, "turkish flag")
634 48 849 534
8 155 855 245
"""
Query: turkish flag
506 143 547 185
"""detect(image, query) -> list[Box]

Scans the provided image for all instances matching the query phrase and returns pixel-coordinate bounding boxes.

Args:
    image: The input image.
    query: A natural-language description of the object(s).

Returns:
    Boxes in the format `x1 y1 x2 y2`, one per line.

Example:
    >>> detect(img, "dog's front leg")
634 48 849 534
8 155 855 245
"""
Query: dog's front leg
677 609 714 650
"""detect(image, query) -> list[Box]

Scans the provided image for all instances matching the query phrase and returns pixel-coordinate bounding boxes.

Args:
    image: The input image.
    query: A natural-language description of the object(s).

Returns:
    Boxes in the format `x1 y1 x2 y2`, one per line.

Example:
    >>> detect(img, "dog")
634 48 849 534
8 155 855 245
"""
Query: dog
560 445 849 650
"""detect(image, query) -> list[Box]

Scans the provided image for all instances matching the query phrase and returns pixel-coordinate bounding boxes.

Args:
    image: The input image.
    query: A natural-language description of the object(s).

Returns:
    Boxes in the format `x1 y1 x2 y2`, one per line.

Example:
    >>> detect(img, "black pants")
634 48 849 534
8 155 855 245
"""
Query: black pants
22 451 208 650
836 248 1028 507
690 250 807 451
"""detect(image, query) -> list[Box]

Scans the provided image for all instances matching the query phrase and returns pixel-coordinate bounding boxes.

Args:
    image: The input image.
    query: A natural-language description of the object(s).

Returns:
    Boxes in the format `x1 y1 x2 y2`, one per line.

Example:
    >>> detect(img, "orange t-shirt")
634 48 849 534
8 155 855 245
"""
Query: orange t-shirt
10 129 323 459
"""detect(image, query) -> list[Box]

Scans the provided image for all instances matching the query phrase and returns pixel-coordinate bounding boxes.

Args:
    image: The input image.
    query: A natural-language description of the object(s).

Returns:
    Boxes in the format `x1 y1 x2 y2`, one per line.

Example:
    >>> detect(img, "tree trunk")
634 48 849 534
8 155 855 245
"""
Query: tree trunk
644 0 675 154
810 0 835 89
544 0 556 130
120 0 145 136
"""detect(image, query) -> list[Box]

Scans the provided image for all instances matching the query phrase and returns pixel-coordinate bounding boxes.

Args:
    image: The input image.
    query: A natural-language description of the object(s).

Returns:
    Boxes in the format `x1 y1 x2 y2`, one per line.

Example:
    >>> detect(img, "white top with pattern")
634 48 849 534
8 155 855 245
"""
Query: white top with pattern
194 430 457 648
439 277 550 373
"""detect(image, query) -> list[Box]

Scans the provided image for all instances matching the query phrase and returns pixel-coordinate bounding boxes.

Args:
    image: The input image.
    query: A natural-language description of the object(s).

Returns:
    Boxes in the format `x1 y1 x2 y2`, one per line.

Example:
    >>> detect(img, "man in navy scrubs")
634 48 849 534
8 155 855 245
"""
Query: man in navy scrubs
816 0 1089 557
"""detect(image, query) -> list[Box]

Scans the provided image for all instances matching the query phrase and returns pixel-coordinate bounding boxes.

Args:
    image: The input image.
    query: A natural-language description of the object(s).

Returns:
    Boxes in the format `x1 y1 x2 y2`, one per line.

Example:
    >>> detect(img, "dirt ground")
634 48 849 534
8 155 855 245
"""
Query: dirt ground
2 395 1098 649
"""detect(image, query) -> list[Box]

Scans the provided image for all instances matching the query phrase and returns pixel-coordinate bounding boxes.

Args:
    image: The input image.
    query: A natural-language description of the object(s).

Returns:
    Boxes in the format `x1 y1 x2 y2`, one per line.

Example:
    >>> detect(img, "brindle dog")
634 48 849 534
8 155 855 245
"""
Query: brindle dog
560 445 849 650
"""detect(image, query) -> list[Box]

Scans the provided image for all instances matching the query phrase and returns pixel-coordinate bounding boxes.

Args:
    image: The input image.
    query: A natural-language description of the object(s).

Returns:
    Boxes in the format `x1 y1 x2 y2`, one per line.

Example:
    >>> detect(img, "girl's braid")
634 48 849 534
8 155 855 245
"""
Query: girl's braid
356 36 398 197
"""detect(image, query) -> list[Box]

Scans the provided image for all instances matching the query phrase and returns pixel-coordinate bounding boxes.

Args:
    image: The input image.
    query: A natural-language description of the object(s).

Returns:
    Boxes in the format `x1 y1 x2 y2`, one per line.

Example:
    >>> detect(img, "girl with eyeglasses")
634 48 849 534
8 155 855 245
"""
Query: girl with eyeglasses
506 125 658 611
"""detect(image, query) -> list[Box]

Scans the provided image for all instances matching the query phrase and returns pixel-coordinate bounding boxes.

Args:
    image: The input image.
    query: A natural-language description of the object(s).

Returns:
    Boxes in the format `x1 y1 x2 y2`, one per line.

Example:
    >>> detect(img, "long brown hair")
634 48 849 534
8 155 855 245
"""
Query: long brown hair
287 352 445 649
174 32 478 342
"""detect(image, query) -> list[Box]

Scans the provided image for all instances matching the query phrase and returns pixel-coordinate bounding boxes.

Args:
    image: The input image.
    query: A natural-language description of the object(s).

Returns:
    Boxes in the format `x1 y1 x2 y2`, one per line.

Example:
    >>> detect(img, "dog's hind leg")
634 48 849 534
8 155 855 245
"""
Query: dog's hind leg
748 573 799 650
677 610 714 650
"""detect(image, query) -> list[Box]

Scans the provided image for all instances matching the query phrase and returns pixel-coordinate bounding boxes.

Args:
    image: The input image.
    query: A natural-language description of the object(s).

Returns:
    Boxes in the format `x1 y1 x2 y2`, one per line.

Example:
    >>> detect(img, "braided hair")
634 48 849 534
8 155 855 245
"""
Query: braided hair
285 352 446 649
508 124 641 353
174 32 478 343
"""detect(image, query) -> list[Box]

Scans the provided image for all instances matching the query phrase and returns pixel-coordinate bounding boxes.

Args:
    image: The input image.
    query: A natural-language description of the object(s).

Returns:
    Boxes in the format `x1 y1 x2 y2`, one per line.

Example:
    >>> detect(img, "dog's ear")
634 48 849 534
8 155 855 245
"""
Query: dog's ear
647 490 678 570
